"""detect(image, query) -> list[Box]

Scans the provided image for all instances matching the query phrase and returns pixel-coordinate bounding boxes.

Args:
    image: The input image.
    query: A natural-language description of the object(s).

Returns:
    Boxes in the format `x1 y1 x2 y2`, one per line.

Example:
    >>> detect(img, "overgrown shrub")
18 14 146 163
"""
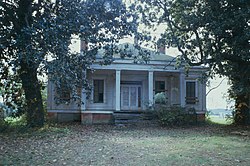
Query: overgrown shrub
156 105 197 126
0 115 27 133
155 92 167 104
5 115 27 127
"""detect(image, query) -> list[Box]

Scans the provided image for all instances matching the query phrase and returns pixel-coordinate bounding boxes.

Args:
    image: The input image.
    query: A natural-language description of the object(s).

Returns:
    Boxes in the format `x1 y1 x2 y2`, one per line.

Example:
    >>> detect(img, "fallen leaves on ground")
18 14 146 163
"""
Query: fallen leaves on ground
0 123 250 165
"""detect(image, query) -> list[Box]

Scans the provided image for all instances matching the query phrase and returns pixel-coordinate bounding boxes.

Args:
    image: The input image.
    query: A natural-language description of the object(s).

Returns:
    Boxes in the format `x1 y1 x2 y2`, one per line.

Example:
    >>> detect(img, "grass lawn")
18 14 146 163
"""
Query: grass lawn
209 115 233 125
0 123 250 166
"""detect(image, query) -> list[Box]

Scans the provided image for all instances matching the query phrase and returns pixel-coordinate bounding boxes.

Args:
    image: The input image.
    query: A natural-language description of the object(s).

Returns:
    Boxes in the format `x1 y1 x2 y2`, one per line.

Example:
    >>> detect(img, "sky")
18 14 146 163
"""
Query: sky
206 77 233 110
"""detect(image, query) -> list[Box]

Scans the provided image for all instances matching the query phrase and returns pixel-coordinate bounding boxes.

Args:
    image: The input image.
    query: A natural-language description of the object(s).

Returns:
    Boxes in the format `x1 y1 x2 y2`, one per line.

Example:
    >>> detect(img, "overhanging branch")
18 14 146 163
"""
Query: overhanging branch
206 77 226 96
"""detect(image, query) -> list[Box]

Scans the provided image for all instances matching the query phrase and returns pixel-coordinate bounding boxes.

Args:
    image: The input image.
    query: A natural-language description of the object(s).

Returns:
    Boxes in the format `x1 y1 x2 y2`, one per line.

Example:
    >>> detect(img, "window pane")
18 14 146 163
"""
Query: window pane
186 82 196 104
122 87 129 106
130 87 137 107
155 81 167 104
186 82 195 97
155 81 165 94
94 80 104 103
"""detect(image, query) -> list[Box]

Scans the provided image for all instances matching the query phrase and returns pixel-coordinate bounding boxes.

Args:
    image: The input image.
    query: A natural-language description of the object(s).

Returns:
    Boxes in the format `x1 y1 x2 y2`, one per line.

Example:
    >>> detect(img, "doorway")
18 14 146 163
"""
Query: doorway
121 84 142 110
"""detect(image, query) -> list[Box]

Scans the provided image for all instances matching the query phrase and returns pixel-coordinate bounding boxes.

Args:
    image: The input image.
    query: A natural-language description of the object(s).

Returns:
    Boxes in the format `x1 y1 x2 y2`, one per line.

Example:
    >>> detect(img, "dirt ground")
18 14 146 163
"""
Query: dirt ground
1 123 250 166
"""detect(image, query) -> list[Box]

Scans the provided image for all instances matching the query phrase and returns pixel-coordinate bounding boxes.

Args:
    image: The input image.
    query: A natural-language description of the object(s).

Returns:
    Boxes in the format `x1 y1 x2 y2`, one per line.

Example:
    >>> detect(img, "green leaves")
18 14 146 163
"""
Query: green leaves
1 0 138 126
137 0 250 124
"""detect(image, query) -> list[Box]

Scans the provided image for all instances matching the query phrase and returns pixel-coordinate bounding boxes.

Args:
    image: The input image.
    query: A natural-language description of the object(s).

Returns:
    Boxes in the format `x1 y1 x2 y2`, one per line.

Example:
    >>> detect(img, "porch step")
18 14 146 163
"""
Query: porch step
113 111 156 124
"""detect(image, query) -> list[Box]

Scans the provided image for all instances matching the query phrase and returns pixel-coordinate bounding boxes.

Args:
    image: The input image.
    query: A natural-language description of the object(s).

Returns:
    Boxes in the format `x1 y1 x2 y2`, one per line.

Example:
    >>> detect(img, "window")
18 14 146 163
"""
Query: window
93 80 104 103
186 81 196 104
56 82 70 102
155 81 165 94
155 81 167 104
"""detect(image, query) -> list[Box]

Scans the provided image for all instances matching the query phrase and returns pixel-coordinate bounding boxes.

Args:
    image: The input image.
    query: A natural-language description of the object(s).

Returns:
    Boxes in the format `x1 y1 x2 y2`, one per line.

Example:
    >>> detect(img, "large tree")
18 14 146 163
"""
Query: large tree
136 0 250 124
0 0 136 127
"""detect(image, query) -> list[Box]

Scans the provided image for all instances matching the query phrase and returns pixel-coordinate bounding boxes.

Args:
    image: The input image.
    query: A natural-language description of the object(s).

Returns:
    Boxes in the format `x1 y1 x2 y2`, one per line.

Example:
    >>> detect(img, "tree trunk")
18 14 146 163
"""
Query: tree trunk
234 94 250 125
20 65 44 127
15 0 44 127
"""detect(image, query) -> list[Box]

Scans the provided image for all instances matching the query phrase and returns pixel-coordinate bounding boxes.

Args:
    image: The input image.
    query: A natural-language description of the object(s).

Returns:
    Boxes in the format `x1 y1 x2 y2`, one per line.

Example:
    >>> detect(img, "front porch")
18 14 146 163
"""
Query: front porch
83 69 184 113
47 66 207 124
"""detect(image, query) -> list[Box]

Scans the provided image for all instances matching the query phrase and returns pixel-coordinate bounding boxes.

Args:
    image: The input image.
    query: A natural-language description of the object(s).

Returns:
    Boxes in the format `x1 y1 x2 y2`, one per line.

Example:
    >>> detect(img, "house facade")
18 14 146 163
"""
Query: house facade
47 43 207 124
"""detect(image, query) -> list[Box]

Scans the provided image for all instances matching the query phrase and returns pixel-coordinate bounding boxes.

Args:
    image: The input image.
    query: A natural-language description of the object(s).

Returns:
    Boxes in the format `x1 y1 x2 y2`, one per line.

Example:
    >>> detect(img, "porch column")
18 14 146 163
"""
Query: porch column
115 70 121 111
179 72 185 107
201 82 207 112
81 70 87 111
148 71 154 107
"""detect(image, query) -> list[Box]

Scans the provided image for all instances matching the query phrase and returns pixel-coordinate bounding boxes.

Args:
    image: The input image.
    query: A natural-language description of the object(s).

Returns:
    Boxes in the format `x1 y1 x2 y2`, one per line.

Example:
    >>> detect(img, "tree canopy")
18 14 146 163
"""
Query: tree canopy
137 0 250 124
1 0 249 126
0 0 136 127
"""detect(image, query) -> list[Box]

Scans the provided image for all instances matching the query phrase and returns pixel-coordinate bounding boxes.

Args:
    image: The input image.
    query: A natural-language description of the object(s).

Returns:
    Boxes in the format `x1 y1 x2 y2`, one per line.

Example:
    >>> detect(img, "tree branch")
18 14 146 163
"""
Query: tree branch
163 8 187 62
163 55 179 69
194 29 204 63
206 77 226 96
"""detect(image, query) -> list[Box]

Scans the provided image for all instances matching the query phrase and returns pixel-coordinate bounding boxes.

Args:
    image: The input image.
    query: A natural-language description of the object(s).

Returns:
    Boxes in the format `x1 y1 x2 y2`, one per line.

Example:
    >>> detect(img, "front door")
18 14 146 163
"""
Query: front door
121 85 141 110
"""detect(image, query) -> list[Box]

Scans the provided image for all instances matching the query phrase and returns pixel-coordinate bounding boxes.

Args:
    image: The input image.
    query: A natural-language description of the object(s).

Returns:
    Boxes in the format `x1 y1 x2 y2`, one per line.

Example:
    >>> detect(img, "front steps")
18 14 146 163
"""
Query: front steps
113 111 156 124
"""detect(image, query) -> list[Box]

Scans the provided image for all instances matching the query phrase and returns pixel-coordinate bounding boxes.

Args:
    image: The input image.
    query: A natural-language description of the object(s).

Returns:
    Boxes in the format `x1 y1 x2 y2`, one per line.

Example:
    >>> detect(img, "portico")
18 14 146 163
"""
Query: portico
114 69 155 111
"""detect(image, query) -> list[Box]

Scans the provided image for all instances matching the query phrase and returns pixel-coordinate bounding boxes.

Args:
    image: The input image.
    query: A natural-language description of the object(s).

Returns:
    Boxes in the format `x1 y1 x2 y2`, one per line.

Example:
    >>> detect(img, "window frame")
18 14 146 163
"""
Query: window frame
154 80 166 95
92 79 105 104
185 80 198 104
56 81 71 102
154 80 167 104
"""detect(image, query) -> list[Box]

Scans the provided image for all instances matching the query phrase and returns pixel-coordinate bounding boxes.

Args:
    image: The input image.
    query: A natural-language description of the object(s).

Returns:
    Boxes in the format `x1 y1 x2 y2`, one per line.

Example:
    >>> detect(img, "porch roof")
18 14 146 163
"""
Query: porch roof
90 62 208 73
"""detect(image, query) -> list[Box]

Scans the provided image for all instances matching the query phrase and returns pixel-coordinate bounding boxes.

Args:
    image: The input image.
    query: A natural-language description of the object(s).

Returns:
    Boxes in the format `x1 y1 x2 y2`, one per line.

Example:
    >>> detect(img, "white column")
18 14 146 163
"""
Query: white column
202 82 206 112
148 71 154 107
179 72 185 107
81 70 87 112
115 70 121 111
170 77 174 105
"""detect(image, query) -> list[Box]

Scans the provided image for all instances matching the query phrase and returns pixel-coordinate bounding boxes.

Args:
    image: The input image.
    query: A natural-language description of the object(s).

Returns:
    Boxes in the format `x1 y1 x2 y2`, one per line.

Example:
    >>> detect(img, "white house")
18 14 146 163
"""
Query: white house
47 42 207 124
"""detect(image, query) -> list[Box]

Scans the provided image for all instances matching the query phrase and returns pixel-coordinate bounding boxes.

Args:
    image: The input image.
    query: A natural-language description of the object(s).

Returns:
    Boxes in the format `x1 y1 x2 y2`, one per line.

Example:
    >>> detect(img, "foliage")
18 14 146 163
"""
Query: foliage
0 103 13 117
154 92 167 104
0 115 27 133
156 105 197 126
1 0 137 127
136 0 250 125
232 105 250 125
0 74 26 117
4 115 27 127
